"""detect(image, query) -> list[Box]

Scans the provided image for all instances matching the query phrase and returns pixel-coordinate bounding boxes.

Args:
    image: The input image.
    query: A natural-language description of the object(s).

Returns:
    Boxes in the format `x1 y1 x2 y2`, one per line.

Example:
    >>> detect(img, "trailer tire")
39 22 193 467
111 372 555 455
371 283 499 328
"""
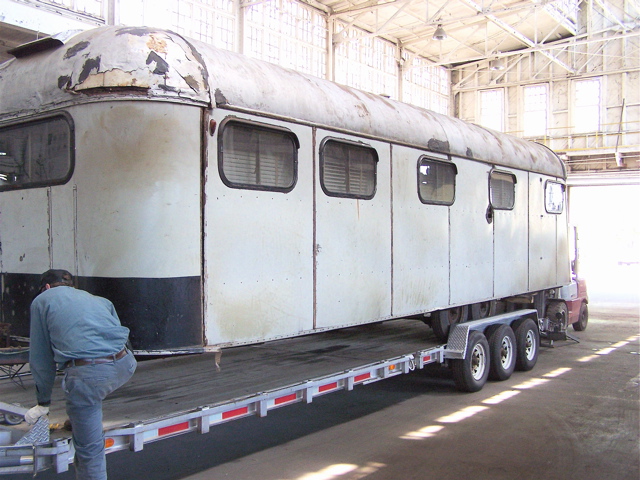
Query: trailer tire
573 303 588 331
451 331 490 392
513 318 539 371
485 324 516 381
470 300 497 320
431 306 469 342
2 413 23 425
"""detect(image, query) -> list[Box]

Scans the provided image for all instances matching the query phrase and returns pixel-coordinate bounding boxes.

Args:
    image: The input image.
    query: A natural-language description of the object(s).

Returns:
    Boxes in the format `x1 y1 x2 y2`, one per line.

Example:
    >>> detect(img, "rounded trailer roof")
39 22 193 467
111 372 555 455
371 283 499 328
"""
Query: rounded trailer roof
0 26 565 179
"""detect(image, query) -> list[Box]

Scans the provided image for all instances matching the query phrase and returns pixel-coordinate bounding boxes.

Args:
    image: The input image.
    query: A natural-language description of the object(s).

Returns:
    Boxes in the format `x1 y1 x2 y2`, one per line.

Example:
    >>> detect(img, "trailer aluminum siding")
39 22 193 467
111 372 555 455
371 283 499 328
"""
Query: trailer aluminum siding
0 27 569 352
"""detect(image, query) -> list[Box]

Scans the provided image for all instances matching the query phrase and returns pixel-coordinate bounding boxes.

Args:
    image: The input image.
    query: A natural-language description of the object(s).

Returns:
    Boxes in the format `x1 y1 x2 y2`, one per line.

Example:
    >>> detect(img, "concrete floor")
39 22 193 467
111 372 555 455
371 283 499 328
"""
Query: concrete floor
12 303 640 480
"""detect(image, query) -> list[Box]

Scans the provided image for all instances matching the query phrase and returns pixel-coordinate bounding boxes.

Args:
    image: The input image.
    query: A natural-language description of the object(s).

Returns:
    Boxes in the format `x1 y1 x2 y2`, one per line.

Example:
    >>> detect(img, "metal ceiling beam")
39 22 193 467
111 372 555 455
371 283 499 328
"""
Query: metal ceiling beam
372 0 413 36
439 28 640 69
422 0 561 27
331 0 401 16
593 0 629 31
457 0 576 74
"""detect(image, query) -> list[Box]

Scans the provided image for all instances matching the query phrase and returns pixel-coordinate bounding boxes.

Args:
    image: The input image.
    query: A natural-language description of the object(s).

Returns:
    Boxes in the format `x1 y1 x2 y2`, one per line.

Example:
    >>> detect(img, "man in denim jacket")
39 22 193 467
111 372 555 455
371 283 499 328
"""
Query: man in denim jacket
26 269 136 480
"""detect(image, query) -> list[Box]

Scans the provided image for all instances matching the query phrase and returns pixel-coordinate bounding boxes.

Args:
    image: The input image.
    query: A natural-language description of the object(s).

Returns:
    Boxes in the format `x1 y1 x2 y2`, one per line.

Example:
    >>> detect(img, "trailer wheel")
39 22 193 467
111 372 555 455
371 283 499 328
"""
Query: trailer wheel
451 331 490 392
470 300 497 320
572 303 588 331
431 306 468 342
513 318 539 371
486 324 516 381
2 412 23 425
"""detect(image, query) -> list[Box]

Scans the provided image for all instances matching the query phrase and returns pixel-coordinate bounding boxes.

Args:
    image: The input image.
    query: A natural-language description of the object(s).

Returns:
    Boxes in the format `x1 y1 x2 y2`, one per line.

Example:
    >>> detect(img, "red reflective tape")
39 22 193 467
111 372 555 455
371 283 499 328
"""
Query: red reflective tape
354 373 371 383
423 355 432 363
158 422 189 436
319 382 338 393
222 406 249 420
275 393 297 405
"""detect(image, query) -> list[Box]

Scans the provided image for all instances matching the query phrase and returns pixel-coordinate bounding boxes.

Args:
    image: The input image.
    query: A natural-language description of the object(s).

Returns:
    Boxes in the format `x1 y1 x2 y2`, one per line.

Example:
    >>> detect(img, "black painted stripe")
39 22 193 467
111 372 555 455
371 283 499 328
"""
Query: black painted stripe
1 273 203 351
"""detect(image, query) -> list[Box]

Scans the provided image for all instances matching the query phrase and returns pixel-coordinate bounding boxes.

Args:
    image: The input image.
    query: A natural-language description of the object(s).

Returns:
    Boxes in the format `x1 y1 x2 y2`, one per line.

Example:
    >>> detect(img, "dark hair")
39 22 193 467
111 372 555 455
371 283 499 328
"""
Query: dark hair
39 269 74 290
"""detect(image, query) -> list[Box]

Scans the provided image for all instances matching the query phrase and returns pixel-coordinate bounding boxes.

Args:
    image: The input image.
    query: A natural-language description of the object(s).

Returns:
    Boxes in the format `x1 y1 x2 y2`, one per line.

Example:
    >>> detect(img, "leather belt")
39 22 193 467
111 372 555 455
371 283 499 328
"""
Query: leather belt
66 348 128 368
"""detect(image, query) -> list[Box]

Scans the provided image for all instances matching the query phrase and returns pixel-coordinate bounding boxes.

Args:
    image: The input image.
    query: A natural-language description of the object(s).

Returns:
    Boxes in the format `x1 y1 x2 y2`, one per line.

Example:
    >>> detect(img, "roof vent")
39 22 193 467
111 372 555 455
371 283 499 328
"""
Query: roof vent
8 30 82 58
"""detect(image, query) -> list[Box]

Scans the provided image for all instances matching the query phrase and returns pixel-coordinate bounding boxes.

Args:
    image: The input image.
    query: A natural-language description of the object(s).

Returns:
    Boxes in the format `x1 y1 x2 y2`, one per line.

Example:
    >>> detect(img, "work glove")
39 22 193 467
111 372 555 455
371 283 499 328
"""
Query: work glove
25 405 49 425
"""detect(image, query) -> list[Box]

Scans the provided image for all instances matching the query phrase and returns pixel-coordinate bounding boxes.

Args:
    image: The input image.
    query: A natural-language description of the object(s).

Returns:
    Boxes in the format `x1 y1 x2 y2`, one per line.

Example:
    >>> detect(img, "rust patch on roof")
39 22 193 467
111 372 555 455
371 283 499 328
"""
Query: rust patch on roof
147 35 168 54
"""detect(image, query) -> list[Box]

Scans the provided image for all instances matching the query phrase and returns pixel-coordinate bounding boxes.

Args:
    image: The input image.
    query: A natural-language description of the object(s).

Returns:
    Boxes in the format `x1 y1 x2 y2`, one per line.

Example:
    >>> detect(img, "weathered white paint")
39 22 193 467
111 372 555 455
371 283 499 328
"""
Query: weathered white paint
449 160 494 305
0 26 565 179
69 102 202 278
493 169 529 298
0 26 574 350
314 131 392 329
529 173 558 290
203 112 314 345
0 189 50 273
391 147 450 316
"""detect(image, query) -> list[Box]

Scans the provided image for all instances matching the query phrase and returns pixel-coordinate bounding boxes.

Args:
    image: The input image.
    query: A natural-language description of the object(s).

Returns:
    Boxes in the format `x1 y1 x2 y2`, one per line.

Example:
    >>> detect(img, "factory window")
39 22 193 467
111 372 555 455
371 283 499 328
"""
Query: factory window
545 181 565 214
245 0 327 78
172 0 236 50
0 115 74 192
218 119 298 192
401 55 450 114
479 89 504 132
489 170 516 210
417 158 457 205
523 84 548 137
320 139 377 199
573 78 601 134
334 22 397 100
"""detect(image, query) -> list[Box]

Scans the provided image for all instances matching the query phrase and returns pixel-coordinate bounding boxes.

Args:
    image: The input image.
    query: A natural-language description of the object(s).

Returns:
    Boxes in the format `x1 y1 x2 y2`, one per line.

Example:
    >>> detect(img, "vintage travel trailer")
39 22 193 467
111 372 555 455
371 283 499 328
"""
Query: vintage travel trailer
0 26 570 354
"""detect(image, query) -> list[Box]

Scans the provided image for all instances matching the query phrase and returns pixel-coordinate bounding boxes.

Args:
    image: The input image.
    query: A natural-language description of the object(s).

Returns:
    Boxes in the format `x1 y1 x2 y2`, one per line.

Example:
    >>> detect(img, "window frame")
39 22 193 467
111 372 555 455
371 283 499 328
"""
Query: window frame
416 156 457 206
217 116 300 193
572 77 602 134
0 112 75 192
319 137 378 200
544 180 565 214
478 88 505 132
489 169 517 211
522 83 549 138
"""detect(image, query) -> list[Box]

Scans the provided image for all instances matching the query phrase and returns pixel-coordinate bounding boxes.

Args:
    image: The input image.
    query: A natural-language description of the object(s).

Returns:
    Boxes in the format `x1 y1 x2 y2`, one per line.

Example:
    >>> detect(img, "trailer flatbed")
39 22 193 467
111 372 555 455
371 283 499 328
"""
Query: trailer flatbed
0 318 439 431
0 310 540 475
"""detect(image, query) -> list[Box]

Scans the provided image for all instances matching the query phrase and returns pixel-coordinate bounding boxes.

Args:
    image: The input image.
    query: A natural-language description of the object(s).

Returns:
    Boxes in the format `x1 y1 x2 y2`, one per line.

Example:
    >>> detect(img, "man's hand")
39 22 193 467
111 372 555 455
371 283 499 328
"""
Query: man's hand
25 405 49 425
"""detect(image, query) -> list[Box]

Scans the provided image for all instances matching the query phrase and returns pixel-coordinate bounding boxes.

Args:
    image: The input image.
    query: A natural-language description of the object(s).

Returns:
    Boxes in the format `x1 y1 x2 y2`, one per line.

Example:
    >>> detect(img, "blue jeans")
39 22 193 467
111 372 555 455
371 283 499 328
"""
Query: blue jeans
62 351 137 480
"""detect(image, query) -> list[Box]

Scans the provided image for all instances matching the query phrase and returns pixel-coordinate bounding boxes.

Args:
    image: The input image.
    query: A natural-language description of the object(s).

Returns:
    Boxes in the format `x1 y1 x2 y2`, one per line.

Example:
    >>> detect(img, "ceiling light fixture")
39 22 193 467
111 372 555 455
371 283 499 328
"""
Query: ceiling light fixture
432 24 447 41
489 58 505 70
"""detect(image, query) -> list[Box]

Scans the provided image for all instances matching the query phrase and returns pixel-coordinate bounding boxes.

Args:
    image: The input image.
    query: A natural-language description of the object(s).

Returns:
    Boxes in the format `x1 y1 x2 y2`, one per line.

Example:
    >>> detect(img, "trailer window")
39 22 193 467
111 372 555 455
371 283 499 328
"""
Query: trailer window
0 115 73 191
418 158 456 205
489 170 516 210
545 181 565 214
320 139 377 199
219 120 298 192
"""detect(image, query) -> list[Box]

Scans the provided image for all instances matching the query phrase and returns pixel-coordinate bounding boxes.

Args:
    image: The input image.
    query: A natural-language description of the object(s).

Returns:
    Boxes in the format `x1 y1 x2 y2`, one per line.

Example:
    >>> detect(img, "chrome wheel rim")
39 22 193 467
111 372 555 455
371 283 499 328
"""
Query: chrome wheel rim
471 343 487 380
524 330 536 361
500 335 514 368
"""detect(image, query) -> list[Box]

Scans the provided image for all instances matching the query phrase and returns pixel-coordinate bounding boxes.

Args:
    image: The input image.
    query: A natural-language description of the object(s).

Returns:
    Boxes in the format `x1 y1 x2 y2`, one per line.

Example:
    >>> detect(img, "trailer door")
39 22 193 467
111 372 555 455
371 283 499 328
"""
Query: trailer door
314 132 392 329
529 173 558 289
449 161 494 305
493 169 529 297
203 113 314 346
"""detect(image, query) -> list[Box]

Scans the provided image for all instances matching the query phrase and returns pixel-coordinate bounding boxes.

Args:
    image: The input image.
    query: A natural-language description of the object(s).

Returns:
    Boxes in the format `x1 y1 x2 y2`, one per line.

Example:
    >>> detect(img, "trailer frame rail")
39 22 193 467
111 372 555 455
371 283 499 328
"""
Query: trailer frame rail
0 343 448 475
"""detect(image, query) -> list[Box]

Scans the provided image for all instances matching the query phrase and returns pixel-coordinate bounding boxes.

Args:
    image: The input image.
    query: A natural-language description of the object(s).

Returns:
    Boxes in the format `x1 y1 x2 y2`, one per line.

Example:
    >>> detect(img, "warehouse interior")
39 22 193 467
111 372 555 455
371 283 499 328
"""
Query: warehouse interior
1 0 638 304
0 2 639 479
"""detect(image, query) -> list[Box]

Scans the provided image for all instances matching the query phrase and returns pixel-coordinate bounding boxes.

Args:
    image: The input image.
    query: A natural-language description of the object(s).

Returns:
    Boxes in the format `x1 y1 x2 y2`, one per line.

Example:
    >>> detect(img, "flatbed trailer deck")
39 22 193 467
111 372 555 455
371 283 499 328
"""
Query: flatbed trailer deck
0 310 539 475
